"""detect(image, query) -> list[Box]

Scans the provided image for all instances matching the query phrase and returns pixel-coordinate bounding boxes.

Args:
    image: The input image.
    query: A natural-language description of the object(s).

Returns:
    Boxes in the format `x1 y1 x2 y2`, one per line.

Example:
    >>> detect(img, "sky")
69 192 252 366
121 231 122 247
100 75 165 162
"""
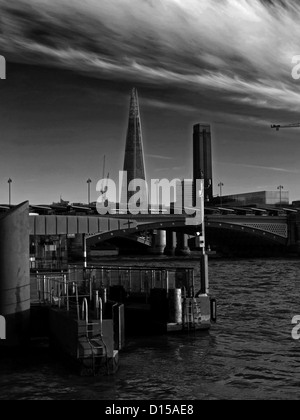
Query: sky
1 0 300 204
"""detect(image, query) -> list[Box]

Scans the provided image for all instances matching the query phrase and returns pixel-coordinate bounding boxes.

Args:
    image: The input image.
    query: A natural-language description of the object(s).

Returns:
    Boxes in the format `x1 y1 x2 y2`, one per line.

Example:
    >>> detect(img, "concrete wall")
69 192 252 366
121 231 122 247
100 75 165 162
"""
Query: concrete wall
0 202 30 347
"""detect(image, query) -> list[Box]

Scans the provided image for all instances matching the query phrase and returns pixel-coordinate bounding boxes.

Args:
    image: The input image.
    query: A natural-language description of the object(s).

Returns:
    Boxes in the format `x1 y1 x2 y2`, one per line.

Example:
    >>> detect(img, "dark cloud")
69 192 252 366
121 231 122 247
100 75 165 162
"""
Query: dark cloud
1 0 299 121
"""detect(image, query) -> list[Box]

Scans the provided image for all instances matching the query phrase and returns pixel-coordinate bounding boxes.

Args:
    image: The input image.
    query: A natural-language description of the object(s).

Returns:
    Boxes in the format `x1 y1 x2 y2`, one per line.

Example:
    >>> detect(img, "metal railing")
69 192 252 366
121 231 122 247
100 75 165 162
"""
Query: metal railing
32 273 91 320
31 265 196 309
72 265 195 298
30 260 68 272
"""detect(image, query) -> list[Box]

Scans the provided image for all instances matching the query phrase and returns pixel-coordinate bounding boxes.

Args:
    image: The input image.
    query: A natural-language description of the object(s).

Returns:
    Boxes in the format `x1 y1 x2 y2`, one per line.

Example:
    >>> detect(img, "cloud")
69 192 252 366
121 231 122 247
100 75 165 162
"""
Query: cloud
1 0 300 118
218 161 300 174
146 154 173 160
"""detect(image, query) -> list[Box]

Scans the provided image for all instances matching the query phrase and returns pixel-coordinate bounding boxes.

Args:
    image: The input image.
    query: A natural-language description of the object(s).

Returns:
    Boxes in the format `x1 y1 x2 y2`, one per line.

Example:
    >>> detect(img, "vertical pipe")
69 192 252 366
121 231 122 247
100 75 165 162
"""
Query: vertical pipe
191 269 195 297
99 297 103 335
38 275 41 303
58 286 61 309
93 290 99 319
66 281 69 312
76 285 80 321
140 269 143 293
200 222 209 295
47 278 50 303
63 275 67 296
43 276 46 303
166 271 169 296
89 278 92 302
101 268 104 288
129 269 132 293
200 252 209 295
83 234 87 268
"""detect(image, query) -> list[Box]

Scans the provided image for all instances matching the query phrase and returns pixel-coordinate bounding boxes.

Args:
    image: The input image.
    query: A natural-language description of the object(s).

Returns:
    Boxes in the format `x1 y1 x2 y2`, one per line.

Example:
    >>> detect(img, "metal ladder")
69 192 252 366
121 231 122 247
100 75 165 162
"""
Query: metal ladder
183 297 201 329
82 298 107 376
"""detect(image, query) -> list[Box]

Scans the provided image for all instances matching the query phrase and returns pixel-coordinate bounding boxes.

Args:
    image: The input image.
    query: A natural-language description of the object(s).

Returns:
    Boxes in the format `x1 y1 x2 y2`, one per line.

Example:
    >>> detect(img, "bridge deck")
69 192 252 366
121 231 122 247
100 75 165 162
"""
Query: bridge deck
29 213 202 236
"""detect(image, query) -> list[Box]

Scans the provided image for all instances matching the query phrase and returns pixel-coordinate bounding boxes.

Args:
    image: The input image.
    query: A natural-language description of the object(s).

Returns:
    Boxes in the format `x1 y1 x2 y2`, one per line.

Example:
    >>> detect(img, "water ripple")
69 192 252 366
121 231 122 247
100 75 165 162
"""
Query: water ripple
1 258 300 400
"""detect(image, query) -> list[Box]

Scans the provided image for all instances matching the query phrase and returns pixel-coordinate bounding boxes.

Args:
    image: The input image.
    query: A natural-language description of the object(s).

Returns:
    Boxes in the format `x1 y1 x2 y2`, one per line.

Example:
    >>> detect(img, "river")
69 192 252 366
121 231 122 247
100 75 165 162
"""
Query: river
0 258 300 400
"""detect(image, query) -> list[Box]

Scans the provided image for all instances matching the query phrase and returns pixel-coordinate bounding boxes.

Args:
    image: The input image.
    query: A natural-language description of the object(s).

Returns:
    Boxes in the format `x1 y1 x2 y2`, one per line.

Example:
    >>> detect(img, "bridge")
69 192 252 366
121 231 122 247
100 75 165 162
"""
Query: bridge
1 201 299 256
17 203 300 257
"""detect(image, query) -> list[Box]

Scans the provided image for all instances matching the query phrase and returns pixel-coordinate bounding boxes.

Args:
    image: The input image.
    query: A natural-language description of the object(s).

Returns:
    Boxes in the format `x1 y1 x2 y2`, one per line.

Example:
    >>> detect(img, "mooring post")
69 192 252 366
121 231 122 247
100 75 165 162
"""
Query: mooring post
83 234 87 268
200 220 209 295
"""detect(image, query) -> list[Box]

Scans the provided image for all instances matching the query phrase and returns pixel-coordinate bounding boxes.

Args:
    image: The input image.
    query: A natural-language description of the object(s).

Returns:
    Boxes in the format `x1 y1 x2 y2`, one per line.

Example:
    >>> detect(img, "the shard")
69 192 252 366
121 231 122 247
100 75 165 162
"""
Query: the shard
123 88 146 202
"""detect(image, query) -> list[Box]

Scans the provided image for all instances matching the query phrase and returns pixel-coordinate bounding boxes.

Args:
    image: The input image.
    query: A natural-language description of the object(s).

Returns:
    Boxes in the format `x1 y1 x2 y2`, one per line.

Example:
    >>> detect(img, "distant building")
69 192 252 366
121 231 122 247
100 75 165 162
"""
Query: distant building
122 88 146 204
193 124 213 203
217 191 290 207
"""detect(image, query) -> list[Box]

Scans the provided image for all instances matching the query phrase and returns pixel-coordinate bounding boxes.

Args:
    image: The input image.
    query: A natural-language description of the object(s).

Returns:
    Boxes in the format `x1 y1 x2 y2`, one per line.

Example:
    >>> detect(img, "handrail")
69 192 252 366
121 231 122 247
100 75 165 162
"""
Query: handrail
82 298 89 323
31 264 196 307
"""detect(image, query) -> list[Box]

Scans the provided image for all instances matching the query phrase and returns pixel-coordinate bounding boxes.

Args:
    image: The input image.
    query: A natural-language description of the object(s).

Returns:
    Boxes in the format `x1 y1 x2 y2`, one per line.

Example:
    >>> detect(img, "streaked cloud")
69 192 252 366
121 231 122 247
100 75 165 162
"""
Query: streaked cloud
1 0 300 120
146 154 173 160
218 161 300 174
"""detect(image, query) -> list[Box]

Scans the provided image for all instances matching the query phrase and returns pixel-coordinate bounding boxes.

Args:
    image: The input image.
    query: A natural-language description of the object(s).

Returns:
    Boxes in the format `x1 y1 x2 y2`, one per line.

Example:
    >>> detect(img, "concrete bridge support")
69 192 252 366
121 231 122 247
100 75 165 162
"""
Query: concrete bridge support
148 230 166 255
175 232 191 257
164 231 177 256
0 202 30 347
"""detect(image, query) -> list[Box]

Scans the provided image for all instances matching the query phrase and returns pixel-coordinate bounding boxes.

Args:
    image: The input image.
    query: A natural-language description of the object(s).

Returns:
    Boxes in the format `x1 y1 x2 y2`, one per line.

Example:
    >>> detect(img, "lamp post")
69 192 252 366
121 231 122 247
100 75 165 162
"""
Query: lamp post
277 185 284 206
218 182 224 206
87 179 92 205
8 178 12 206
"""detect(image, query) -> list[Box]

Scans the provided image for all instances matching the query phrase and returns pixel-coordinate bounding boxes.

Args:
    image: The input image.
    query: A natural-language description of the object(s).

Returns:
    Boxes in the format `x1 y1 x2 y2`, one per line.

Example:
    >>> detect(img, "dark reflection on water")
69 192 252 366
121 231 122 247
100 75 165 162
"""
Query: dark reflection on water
1 258 300 400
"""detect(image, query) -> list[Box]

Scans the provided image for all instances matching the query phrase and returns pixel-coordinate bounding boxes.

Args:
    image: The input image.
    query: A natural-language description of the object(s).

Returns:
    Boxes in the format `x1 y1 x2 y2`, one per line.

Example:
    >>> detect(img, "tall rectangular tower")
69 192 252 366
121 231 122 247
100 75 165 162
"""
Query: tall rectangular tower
193 124 213 204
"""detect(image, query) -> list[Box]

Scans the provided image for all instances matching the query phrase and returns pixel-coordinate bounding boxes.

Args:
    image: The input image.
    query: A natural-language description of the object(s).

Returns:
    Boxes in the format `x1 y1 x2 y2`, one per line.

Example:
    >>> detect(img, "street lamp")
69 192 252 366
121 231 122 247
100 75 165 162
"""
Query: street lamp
218 182 224 206
87 179 92 205
8 178 12 206
277 185 284 206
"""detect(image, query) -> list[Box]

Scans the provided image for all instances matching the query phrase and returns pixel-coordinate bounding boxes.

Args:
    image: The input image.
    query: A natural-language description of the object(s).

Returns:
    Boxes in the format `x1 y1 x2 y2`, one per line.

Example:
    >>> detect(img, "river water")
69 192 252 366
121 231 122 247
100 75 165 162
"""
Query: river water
1 258 300 400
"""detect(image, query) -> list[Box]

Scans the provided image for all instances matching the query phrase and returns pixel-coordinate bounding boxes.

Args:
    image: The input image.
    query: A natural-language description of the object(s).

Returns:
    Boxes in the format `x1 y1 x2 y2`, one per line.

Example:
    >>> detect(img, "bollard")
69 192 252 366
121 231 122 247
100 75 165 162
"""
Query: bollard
168 289 182 324
100 288 107 304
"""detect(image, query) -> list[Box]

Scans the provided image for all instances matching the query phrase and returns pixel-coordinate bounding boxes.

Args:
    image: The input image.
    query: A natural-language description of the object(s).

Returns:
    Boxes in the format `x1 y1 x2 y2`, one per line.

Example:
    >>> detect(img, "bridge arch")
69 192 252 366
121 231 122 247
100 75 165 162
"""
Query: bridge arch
206 220 288 246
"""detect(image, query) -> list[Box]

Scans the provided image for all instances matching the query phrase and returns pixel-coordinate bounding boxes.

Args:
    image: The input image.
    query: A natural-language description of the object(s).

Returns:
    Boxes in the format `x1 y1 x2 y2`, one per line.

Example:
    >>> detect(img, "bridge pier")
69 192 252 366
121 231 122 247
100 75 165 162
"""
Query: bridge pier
175 232 191 257
164 231 177 256
0 202 30 347
148 230 167 255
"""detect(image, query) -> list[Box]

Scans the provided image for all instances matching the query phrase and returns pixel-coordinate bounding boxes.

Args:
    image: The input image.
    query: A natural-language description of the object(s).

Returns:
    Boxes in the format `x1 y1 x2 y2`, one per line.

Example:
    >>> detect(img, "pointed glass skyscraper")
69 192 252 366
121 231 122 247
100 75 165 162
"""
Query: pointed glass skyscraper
122 88 146 203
